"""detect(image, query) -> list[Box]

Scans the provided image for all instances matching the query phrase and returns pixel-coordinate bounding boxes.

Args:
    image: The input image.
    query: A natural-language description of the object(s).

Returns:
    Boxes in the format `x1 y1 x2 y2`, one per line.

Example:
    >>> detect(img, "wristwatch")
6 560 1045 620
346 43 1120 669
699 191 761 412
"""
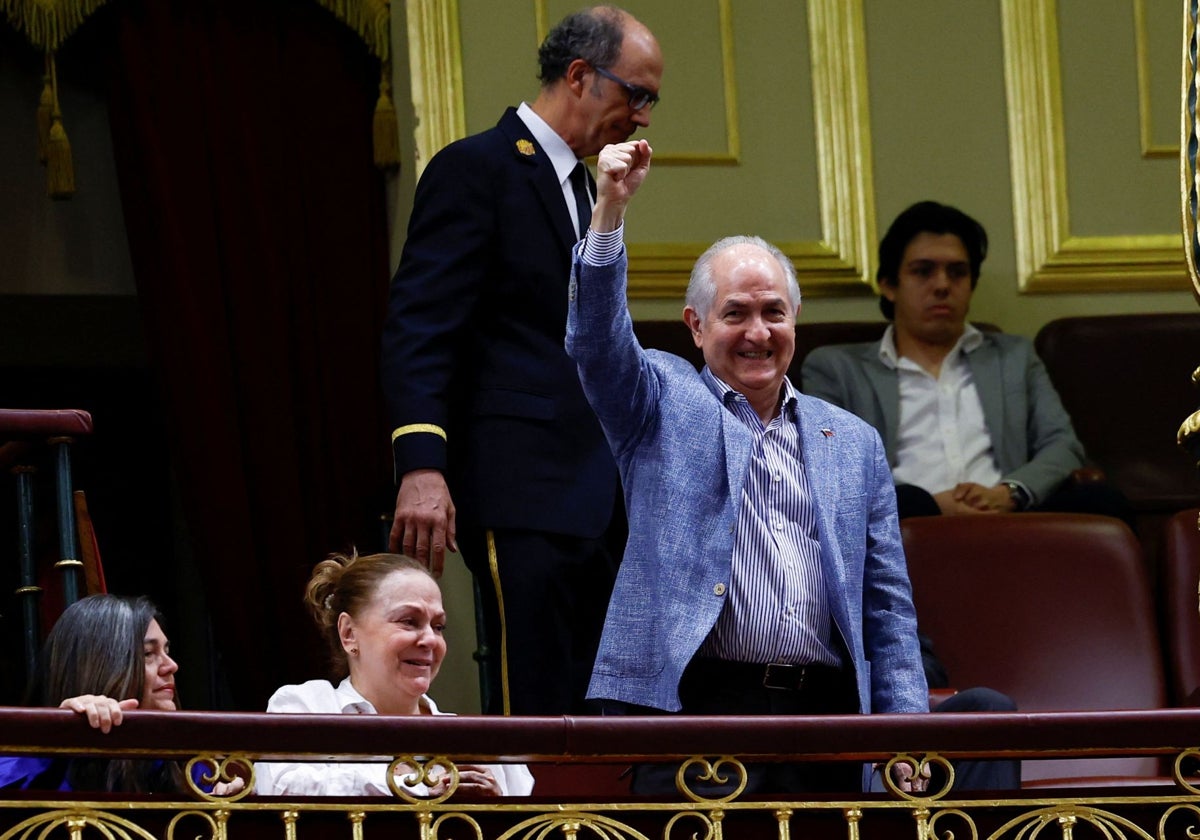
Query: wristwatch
1002 481 1030 511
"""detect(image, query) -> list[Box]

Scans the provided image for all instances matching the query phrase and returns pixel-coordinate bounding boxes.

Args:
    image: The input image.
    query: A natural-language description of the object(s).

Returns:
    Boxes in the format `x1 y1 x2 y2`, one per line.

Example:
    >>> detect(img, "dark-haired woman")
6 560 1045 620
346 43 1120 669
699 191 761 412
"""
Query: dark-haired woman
0 594 242 795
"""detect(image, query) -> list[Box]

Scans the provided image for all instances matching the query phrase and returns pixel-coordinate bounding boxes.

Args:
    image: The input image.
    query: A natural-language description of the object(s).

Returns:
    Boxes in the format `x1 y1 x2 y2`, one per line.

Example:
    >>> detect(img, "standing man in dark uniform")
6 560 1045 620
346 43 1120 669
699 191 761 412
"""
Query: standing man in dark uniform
381 6 663 715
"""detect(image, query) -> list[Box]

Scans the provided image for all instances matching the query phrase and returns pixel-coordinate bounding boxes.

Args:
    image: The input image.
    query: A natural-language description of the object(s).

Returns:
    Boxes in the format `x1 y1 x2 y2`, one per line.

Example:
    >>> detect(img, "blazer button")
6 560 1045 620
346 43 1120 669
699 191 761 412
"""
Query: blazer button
713 583 726 596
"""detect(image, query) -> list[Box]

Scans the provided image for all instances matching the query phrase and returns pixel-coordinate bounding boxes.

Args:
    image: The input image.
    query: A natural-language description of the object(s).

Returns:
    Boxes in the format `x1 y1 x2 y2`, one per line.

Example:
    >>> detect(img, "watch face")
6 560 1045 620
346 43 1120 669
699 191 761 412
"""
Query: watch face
1005 482 1026 509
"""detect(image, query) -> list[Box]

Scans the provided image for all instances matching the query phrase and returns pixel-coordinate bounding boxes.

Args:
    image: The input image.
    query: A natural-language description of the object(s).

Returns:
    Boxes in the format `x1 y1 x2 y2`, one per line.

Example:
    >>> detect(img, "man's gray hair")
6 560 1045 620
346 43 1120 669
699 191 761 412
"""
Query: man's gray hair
685 235 801 319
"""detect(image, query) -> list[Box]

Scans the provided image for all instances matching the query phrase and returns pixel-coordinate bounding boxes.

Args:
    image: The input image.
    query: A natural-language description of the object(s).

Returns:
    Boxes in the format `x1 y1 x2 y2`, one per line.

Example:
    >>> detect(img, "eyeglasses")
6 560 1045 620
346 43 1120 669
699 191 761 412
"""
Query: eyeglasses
591 64 659 111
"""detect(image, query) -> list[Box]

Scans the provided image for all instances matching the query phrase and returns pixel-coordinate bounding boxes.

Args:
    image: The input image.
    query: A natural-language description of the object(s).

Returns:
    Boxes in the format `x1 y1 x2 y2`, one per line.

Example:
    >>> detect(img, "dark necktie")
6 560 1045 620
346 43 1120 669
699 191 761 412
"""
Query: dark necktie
569 162 592 240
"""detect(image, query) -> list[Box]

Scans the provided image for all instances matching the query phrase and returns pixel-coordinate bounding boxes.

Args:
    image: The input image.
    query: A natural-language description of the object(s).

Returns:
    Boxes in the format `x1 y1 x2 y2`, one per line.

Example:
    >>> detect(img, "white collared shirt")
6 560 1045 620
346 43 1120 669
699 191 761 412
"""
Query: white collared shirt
254 678 534 797
882 324 1002 493
516 102 591 235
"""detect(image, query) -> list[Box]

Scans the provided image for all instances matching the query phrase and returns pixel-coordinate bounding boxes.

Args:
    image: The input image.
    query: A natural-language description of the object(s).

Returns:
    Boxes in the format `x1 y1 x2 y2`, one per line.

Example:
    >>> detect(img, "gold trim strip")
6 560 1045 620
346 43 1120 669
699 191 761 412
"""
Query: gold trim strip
485 530 511 716
1003 0 1188 292
405 0 465 176
54 558 83 569
391 424 447 443
1135 0 1175 158
14 586 42 596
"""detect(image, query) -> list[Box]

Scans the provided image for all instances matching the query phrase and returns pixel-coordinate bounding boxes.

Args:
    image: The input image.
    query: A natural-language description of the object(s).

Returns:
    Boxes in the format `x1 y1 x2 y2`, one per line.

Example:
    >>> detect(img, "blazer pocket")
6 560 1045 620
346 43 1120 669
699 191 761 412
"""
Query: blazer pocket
473 388 555 420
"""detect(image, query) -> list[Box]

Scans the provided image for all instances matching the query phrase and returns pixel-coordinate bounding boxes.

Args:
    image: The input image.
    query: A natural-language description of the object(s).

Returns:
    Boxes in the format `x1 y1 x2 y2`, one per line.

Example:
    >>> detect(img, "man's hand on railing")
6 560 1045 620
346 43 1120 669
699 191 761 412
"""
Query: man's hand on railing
889 758 931 793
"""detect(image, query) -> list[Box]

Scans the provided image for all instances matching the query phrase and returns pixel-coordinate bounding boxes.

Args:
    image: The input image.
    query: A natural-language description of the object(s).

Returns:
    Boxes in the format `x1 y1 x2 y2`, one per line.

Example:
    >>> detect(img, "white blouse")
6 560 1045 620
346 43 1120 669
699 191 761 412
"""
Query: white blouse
254 678 534 797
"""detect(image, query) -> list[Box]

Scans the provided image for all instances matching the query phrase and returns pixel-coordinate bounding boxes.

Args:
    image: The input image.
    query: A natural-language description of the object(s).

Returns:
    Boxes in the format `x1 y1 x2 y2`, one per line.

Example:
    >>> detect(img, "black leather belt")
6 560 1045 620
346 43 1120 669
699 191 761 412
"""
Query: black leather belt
687 658 845 693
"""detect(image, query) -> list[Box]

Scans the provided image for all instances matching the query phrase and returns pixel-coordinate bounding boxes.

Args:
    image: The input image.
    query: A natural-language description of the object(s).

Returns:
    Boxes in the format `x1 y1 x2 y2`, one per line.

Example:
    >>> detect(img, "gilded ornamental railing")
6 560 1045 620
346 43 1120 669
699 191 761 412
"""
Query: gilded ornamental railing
2 707 1200 840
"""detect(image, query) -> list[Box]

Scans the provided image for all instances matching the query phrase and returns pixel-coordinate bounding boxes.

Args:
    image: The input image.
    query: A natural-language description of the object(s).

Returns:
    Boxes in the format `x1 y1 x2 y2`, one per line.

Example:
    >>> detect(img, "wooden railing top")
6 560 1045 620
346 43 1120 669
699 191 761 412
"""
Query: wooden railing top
1 706 1197 763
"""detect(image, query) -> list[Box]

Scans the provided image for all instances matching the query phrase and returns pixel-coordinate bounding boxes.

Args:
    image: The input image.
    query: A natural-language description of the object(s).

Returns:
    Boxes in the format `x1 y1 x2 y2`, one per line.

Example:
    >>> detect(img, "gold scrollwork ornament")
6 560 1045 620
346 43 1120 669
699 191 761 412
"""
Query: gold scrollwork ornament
492 812 650 840
675 755 747 803
991 805 1153 840
429 812 484 840
881 753 951 800
1173 748 1200 794
388 754 458 803
1159 803 1200 839
925 808 979 840
0 809 158 840
184 753 254 802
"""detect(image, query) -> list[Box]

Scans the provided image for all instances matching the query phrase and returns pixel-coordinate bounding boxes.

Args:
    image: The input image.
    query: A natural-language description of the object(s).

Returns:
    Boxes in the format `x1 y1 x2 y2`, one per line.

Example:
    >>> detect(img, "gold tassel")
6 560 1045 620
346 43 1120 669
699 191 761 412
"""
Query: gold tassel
373 60 400 170
46 54 75 199
36 53 53 164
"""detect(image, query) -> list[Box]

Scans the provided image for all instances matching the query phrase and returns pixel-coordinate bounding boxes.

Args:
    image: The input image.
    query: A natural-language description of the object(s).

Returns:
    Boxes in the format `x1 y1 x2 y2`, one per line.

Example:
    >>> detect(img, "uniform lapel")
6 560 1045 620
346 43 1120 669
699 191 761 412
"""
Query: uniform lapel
497 110 578 250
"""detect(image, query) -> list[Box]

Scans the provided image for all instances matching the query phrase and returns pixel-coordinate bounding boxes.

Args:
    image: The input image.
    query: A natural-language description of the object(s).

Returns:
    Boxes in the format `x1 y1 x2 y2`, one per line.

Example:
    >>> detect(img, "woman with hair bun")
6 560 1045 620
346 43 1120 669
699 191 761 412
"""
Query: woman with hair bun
256 551 533 797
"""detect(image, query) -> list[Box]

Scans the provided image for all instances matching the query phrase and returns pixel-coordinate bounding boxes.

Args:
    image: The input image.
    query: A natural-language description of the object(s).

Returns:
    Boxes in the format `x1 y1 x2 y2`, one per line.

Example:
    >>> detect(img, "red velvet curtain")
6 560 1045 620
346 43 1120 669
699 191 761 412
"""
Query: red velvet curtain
104 0 392 709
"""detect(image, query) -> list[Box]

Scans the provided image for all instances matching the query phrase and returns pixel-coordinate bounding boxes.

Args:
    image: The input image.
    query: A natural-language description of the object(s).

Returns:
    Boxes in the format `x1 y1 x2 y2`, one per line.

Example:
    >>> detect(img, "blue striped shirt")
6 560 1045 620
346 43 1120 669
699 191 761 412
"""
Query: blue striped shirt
696 368 840 667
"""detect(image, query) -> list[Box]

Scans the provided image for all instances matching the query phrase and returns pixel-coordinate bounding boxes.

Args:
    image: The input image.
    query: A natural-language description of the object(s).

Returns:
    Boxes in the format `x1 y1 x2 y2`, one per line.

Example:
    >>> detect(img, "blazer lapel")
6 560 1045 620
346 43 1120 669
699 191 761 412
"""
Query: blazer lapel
794 398 854 646
861 346 901 465
966 340 1010 464
720 408 753 511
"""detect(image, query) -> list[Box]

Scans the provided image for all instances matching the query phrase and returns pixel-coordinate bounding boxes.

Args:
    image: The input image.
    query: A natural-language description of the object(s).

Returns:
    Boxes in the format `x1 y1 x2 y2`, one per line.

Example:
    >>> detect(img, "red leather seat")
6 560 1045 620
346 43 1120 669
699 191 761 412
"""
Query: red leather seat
1034 314 1200 515
1164 508 1200 705
901 513 1166 783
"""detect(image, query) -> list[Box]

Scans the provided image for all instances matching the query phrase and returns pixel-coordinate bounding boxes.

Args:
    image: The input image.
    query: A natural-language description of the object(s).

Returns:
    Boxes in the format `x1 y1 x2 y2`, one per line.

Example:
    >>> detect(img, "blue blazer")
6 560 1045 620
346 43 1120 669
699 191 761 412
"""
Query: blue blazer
566 252 928 716
382 108 617 537
802 334 1085 505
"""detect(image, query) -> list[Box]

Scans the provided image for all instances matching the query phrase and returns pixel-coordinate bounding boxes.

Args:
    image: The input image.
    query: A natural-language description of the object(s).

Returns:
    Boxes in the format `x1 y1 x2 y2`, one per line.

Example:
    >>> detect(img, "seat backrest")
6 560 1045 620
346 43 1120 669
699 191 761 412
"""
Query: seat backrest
1164 508 1200 705
1034 314 1200 512
901 513 1166 781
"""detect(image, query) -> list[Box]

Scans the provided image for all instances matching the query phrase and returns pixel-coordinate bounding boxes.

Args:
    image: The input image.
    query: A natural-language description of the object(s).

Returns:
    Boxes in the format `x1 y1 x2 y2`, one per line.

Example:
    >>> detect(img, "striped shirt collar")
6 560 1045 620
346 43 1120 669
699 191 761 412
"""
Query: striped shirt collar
701 366 799 425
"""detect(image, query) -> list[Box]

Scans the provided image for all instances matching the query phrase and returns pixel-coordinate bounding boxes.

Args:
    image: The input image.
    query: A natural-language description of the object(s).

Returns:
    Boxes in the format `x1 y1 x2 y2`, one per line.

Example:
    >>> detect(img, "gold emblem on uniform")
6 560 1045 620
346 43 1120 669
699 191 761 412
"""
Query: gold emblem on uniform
516 139 536 156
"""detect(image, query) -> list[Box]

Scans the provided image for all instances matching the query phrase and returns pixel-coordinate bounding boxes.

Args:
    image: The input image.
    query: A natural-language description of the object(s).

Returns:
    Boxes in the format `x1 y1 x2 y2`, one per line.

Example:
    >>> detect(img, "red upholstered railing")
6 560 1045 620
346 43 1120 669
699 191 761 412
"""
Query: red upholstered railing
0 409 93 439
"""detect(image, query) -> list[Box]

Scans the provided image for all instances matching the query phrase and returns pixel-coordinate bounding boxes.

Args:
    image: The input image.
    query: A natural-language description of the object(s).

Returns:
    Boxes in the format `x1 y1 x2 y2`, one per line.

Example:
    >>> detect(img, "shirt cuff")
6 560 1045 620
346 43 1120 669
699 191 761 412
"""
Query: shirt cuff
581 224 624 266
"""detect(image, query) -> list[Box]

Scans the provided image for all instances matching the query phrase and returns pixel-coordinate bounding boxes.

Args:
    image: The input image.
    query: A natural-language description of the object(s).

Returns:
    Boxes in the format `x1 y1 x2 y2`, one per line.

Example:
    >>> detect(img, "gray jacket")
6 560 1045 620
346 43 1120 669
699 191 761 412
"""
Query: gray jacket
801 333 1085 505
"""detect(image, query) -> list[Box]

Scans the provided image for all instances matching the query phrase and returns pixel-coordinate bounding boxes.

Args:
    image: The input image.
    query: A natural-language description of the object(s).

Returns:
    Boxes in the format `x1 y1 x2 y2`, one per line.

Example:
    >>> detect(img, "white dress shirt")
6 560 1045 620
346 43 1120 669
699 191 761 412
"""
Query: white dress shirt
254 678 534 797
516 102 590 235
882 324 1002 493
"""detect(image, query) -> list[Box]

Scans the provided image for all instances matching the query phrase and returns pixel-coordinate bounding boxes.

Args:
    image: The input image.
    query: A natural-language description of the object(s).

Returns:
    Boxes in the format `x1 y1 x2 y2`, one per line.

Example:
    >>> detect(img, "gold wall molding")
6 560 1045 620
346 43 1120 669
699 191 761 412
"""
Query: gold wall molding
1135 0 1175 158
1001 0 1186 292
405 0 465 175
403 0 876 298
633 0 876 298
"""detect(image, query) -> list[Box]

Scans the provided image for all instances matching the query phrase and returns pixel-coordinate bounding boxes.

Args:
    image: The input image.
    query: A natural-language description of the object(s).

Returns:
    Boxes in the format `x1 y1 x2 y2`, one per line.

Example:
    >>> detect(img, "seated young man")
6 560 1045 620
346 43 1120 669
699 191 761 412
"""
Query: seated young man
802 201 1130 524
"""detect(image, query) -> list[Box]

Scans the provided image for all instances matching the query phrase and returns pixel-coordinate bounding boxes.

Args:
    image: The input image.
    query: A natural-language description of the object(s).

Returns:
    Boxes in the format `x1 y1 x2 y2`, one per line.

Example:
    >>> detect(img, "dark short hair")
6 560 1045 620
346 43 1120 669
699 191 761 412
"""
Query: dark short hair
876 201 988 320
537 6 626 85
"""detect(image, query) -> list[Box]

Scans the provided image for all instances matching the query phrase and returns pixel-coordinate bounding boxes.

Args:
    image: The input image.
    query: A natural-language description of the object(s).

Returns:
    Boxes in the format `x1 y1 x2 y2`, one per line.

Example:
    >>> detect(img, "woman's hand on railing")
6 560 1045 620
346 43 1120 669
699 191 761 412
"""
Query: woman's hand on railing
59 695 139 734
427 763 502 797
